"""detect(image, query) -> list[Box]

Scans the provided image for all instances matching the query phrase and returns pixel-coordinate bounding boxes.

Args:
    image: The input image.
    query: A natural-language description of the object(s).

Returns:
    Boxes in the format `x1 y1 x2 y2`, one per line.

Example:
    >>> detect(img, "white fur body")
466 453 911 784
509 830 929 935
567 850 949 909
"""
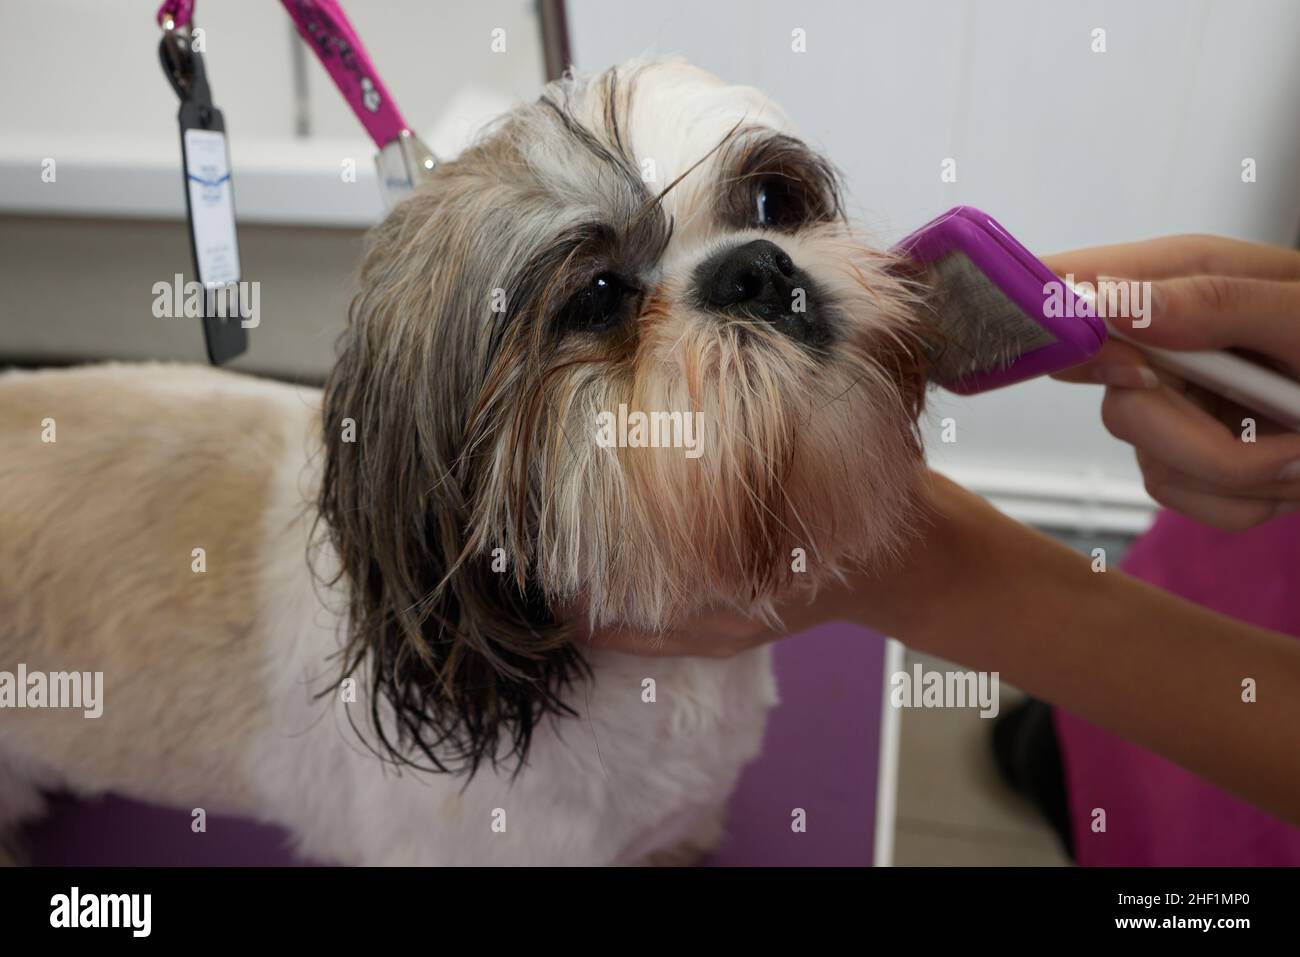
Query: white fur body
0 363 775 865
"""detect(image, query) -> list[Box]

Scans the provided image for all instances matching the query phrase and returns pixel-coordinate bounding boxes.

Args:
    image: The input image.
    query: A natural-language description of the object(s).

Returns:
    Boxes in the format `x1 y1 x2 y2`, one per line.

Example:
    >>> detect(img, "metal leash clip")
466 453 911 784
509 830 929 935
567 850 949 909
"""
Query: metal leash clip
374 128 437 209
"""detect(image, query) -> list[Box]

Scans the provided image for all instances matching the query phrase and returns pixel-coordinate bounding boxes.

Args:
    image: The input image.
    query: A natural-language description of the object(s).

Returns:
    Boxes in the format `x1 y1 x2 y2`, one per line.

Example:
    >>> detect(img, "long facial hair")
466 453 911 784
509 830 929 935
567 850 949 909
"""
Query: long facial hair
314 63 927 777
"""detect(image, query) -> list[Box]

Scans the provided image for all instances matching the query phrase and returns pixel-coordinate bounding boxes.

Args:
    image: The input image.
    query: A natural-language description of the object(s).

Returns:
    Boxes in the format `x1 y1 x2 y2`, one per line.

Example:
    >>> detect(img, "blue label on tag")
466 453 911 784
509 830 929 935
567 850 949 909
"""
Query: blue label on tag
183 128 240 288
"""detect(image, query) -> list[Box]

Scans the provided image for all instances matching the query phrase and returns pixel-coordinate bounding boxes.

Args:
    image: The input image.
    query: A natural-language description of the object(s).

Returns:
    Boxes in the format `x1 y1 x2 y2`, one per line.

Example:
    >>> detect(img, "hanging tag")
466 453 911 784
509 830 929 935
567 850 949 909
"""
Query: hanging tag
161 27 247 364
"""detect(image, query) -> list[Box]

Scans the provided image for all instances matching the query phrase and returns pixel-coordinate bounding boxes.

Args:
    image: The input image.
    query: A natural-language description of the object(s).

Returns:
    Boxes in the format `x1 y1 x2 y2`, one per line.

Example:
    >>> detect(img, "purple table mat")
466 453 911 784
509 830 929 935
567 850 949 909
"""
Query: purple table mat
23 623 884 866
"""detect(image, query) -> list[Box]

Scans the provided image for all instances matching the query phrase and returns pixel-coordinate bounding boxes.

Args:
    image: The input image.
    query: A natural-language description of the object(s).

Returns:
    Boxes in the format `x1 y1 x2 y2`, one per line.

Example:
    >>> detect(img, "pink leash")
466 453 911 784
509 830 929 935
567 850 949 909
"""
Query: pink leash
156 0 436 205
280 0 409 150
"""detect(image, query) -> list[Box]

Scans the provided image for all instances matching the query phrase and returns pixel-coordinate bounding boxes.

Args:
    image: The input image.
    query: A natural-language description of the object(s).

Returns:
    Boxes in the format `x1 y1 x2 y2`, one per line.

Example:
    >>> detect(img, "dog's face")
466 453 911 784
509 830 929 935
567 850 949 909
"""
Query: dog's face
319 60 926 773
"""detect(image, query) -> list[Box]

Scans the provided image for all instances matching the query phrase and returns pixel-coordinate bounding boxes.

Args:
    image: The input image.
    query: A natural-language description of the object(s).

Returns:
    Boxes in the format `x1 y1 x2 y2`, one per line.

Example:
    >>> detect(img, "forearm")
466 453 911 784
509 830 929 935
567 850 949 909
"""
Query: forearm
860 476 1300 824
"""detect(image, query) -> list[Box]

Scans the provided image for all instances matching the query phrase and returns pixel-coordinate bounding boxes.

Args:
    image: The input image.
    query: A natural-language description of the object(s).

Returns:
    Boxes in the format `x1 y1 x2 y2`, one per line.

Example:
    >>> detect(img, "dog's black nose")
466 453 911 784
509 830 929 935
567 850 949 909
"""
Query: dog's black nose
694 239 829 348
700 239 798 315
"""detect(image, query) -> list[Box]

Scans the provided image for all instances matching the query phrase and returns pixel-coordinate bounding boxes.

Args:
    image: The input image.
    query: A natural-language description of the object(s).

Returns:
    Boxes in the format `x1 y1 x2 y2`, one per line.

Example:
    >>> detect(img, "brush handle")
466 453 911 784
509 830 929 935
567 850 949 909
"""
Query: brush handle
1107 324 1300 432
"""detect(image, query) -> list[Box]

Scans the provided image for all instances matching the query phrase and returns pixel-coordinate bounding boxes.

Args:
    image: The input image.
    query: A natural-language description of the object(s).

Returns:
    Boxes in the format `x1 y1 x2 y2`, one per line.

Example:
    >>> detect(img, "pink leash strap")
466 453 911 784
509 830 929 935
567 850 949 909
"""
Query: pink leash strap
278 0 411 150
156 0 412 150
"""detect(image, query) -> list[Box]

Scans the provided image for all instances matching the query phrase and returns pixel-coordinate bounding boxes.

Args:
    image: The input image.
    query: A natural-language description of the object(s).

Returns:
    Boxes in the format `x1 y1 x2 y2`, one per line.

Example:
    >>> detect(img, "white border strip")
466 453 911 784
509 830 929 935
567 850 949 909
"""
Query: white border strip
873 637 906 867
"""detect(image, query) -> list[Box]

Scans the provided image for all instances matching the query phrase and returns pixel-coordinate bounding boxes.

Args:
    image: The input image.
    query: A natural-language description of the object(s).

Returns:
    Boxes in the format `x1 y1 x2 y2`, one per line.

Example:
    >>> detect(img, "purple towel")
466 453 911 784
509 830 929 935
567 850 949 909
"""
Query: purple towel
1054 509 1300 865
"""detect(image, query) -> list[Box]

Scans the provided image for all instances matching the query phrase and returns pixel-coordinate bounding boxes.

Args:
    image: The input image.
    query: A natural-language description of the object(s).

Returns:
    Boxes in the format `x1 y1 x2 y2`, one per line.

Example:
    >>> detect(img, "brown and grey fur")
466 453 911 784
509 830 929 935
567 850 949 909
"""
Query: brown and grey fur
318 61 926 777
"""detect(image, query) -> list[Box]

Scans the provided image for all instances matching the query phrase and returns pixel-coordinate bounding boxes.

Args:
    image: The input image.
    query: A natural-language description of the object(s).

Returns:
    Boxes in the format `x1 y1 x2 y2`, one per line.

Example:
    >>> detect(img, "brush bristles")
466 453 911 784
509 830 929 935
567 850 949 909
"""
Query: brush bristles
919 252 1055 385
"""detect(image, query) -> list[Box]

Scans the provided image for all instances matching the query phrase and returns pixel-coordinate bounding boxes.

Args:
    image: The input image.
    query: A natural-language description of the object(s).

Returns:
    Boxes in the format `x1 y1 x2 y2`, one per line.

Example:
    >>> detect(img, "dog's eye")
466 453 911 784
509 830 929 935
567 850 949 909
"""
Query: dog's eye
754 177 809 229
558 272 637 331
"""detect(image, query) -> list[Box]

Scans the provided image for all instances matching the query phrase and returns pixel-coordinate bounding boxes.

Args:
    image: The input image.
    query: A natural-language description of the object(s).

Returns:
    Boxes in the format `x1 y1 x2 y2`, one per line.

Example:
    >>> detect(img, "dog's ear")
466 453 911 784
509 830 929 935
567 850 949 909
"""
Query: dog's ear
315 233 588 777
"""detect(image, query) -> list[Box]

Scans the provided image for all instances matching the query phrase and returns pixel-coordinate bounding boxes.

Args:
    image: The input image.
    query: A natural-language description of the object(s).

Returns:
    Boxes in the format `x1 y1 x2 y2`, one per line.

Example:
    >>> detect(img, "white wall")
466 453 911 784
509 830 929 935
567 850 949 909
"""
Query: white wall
1 0 544 140
0 0 543 224
568 0 1300 530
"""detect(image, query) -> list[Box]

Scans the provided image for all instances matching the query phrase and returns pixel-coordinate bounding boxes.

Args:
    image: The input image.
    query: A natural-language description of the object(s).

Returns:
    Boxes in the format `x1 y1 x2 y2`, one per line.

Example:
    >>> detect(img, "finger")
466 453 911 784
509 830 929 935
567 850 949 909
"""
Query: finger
1100 384 1300 491
1119 275 1300 367
1141 481 1283 533
1135 449 1300 502
1052 339 1157 387
1043 235 1300 285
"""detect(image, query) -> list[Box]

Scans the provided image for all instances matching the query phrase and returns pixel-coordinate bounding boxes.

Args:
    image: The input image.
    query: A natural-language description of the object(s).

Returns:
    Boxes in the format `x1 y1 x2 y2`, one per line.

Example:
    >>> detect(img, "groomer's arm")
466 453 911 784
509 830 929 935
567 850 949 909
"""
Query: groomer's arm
869 472 1300 826
589 471 1300 825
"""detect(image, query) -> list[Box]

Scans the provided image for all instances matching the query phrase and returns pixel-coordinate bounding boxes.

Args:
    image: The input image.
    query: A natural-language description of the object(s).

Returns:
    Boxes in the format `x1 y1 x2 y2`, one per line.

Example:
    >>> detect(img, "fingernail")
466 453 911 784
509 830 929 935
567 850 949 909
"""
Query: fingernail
1278 461 1300 482
1092 364 1159 389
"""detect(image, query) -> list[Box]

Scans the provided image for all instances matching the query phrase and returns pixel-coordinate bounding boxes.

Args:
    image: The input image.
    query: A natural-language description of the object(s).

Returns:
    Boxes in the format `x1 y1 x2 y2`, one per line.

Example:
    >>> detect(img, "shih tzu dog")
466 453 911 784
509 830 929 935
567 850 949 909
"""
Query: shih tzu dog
0 59 926 865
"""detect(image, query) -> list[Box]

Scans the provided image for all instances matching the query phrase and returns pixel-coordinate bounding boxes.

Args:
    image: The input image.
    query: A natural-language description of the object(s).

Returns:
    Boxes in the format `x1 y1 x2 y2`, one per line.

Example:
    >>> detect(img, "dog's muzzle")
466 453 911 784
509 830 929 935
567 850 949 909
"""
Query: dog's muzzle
693 239 829 348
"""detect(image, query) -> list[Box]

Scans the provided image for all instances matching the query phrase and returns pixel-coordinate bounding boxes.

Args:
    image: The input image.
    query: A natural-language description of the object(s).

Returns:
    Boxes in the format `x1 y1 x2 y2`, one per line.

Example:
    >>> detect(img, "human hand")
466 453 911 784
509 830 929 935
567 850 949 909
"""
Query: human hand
1045 235 1300 530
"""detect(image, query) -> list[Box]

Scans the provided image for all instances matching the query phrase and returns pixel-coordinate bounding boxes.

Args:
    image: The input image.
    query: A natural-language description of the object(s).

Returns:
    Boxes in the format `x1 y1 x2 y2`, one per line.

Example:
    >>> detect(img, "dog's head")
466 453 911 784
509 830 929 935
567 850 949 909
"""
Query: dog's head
318 59 927 774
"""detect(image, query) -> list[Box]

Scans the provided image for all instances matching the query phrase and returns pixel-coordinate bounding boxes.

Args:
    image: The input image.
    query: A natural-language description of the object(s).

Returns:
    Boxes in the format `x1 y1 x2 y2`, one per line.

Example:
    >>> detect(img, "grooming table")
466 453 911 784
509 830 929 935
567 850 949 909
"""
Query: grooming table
24 623 890 866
